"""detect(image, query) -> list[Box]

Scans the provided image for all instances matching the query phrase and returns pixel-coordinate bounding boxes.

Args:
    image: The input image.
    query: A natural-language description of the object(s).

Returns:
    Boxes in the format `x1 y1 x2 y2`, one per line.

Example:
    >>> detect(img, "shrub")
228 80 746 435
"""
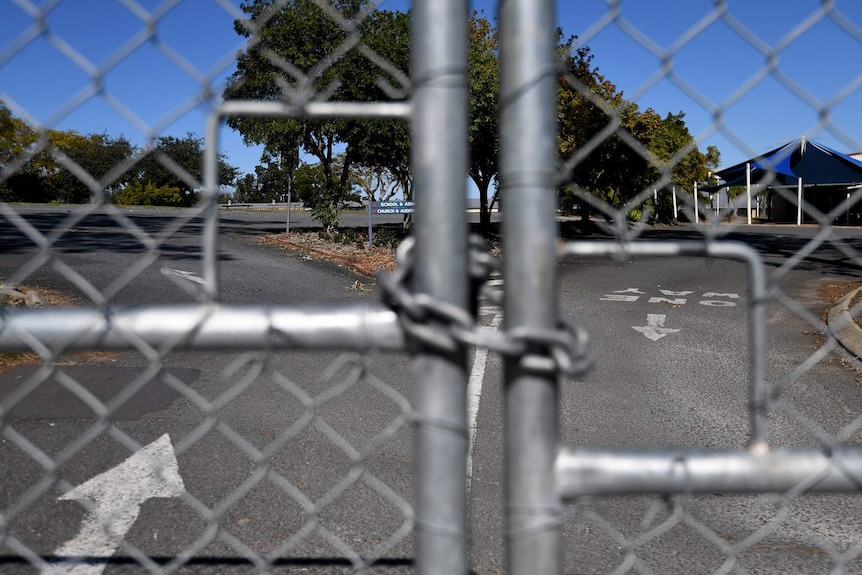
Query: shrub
114 182 185 206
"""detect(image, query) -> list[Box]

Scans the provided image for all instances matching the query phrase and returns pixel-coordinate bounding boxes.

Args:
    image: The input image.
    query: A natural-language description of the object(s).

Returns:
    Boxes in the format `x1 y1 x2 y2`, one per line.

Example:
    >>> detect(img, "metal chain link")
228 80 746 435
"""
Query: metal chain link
378 235 593 378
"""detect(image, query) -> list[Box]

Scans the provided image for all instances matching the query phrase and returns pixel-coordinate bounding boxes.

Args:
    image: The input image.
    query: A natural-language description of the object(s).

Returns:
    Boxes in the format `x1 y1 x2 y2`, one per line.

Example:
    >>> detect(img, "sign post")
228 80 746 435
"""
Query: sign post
368 201 373 249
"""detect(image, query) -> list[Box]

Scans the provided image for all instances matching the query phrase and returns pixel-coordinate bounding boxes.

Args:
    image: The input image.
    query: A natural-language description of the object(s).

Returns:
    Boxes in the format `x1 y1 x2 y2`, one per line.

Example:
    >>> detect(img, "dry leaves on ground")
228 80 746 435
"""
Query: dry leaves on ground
259 232 398 276
820 279 862 329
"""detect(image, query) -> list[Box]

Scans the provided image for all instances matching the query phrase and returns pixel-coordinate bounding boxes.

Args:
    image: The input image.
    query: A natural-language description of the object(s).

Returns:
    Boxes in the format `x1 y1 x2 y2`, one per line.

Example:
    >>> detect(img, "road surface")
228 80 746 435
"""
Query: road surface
3 206 862 573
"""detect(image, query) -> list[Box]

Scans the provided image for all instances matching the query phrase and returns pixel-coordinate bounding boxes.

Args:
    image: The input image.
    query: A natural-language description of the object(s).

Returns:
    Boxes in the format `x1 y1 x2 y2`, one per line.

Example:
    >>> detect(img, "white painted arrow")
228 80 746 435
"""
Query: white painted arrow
632 314 680 342
44 434 185 575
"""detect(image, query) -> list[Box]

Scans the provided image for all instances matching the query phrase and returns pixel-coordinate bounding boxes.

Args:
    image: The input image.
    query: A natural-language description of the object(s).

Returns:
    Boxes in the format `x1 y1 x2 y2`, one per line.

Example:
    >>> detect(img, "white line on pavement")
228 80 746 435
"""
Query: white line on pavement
160 268 205 285
467 310 503 493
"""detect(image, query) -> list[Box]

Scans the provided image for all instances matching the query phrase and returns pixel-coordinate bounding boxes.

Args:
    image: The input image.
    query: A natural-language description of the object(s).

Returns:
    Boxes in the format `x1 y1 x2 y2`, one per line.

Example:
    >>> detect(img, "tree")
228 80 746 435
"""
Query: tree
43 131 135 203
339 10 412 207
0 102 37 173
468 12 499 232
0 102 39 202
114 181 185 206
555 35 721 222
234 173 262 203
135 132 238 207
2 105 136 204
225 0 410 232
254 151 294 202
556 34 636 218
351 164 401 202
294 155 359 231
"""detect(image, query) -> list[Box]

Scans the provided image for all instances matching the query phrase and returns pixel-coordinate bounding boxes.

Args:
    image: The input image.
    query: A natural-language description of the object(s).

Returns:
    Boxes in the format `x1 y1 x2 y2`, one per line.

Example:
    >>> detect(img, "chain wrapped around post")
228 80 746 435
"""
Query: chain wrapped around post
378 235 593 378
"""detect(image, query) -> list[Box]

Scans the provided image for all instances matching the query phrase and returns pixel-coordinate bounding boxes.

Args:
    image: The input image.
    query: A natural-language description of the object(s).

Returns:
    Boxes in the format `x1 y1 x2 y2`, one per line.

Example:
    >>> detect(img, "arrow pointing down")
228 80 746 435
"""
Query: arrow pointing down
632 314 680 342
45 434 185 575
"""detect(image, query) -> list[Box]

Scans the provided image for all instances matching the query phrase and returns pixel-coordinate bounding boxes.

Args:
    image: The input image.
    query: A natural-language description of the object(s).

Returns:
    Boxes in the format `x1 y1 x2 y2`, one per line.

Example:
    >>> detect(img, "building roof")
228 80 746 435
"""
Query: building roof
716 137 862 188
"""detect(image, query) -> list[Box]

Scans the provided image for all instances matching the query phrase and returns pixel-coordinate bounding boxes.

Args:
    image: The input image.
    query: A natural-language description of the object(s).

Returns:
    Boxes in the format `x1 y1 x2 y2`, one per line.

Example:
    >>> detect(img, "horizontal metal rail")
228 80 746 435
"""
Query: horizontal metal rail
0 304 405 352
218 100 413 119
556 447 862 496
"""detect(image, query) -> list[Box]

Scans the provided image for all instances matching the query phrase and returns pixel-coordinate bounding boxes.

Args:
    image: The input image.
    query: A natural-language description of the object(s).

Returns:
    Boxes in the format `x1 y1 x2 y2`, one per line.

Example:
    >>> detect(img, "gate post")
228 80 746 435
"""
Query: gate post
411 1 471 574
499 0 562 574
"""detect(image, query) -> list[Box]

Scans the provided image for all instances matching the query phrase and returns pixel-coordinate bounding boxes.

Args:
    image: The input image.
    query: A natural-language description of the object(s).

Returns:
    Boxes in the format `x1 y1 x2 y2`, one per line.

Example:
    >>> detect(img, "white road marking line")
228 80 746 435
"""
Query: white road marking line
160 268 205 285
44 435 185 575
467 311 503 492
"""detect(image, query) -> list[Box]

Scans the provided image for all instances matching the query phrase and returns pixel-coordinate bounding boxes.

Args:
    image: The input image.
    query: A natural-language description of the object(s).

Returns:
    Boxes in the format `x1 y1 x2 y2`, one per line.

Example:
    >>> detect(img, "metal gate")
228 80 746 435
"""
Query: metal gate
3 0 862 573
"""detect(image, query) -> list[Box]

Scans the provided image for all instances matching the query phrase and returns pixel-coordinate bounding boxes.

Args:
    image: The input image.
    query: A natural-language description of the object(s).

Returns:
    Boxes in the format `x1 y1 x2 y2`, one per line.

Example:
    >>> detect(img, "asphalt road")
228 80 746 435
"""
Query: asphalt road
3 206 862 573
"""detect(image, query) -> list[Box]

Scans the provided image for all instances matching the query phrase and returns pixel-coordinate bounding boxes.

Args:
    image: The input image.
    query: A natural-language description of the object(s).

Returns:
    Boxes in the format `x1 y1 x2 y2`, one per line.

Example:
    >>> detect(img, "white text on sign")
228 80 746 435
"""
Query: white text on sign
371 201 415 214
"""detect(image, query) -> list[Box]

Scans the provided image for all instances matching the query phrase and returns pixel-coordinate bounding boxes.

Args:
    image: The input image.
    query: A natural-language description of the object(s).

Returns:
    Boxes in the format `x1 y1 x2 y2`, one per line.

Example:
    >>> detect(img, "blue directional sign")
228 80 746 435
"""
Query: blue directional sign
371 201 415 214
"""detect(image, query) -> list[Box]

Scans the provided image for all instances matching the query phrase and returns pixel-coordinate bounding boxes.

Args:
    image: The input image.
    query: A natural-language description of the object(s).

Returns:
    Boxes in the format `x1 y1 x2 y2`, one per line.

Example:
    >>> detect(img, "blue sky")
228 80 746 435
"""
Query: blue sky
2 0 862 188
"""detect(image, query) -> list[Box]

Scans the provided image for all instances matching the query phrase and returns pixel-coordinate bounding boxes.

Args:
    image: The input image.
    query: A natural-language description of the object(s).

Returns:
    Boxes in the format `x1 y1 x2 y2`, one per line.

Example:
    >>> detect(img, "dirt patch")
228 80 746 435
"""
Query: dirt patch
258 228 503 279
259 231 399 277
0 350 119 374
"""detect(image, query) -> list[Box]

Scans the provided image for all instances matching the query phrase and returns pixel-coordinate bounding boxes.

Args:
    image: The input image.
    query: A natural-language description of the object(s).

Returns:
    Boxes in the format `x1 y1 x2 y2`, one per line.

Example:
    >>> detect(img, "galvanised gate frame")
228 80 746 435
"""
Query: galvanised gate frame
4 1 862 574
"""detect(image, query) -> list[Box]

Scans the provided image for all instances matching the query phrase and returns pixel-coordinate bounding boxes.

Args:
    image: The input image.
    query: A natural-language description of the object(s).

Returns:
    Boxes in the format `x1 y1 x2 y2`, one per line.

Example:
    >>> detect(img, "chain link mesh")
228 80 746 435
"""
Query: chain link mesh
555 2 862 573
1 1 415 572
5 0 862 573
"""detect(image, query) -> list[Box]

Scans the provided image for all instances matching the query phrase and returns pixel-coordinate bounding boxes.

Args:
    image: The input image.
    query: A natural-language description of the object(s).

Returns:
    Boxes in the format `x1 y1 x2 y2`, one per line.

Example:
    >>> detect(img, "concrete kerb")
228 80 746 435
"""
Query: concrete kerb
828 287 862 360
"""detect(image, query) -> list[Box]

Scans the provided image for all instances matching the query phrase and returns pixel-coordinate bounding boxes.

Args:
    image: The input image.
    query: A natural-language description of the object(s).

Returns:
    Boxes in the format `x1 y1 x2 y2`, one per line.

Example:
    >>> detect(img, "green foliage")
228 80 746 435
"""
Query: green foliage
1 101 237 206
225 0 410 230
114 181 185 207
225 5 719 229
0 101 37 171
294 159 355 233
554 35 721 222
45 131 135 203
234 173 261 203
136 132 238 207
468 12 499 231
1 118 135 204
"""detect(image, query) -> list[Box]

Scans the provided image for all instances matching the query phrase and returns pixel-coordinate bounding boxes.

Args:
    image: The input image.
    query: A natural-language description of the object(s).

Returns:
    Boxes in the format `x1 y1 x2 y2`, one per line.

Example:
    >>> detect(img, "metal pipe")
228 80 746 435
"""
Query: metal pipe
0 305 405 352
694 181 699 223
203 112 221 300
218 100 412 119
672 186 677 221
746 162 752 224
556 447 862 497
411 1 470 573
499 0 561 573
797 176 803 225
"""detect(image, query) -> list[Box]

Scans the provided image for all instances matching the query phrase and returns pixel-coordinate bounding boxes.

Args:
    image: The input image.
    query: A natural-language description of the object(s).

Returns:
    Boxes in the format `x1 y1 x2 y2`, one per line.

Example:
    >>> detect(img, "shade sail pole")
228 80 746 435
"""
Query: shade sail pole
672 186 677 221
797 177 803 225
746 162 752 225
694 181 699 223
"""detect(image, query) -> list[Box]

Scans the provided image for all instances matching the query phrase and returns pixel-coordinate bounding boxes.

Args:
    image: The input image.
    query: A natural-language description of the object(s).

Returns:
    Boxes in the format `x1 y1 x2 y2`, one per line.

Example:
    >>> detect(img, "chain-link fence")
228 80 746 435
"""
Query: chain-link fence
544 2 862 575
4 0 862 574
1 1 428 573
